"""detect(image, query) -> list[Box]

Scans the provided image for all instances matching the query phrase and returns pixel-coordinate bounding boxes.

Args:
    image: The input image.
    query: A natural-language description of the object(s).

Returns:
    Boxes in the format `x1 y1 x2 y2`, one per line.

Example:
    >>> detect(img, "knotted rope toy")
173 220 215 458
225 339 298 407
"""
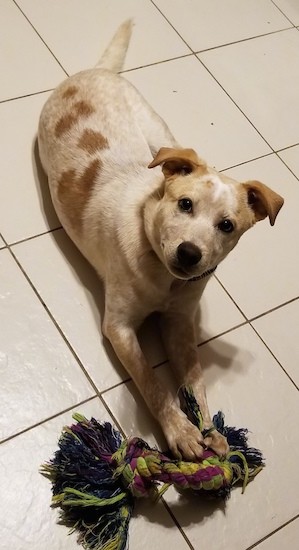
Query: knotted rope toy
42 387 264 550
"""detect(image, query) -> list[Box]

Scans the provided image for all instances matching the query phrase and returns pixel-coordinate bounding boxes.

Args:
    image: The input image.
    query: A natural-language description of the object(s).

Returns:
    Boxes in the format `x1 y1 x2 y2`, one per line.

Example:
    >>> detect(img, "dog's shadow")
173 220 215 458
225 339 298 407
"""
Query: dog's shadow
33 138 246 528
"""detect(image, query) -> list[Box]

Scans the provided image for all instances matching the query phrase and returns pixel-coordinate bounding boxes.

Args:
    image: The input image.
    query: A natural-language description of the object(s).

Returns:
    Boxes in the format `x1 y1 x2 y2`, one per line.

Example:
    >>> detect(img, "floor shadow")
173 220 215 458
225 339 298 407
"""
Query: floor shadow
32 137 60 231
133 489 226 529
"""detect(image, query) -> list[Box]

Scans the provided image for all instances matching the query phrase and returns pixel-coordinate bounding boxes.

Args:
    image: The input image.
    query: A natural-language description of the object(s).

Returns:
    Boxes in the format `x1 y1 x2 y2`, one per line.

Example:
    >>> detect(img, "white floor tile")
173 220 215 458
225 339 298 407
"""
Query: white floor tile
0 397 189 550
17 0 189 75
253 518 299 549
0 249 94 440
273 0 299 25
104 324 299 550
126 56 270 170
217 154 299 318
0 92 60 244
0 0 65 101
278 144 299 178
199 29 299 150
155 0 291 51
13 230 127 391
0 236 5 249
253 299 299 387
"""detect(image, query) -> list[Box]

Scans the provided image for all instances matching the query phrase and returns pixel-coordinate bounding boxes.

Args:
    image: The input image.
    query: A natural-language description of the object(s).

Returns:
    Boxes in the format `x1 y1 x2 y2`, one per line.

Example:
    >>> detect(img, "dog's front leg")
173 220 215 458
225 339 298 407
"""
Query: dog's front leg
103 317 206 460
161 313 229 457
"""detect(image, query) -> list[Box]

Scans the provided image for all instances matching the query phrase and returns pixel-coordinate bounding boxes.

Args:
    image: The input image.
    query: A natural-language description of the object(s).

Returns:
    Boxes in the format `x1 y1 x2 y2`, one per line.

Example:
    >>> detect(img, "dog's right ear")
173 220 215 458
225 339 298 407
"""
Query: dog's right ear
148 147 207 178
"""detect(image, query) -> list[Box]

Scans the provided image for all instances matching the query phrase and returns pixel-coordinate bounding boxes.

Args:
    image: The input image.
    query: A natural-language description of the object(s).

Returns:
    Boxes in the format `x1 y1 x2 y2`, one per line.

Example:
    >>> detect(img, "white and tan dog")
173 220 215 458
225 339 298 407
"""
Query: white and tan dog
38 21 284 459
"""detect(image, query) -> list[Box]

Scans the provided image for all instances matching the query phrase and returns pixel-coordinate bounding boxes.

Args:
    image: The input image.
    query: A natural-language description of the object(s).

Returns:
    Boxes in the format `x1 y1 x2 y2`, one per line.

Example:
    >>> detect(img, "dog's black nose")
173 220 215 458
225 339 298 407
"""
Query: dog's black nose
177 241 202 268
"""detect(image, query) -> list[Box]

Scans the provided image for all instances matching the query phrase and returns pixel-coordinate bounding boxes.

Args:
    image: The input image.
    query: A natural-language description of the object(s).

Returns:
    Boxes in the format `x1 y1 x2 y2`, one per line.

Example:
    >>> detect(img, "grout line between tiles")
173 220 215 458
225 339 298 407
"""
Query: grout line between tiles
196 56 275 153
120 53 194 74
161 499 195 550
250 322 299 391
270 0 297 26
194 55 299 186
249 296 299 323
0 234 8 246
214 275 249 320
0 395 96 445
97 395 127 438
7 246 103 396
276 141 299 153
11 225 62 247
151 0 294 57
246 513 299 550
150 0 194 53
212 277 299 390
13 0 69 77
101 320 249 396
219 152 274 173
0 393 126 451
0 88 54 105
197 320 249 347
194 26 294 54
275 152 299 183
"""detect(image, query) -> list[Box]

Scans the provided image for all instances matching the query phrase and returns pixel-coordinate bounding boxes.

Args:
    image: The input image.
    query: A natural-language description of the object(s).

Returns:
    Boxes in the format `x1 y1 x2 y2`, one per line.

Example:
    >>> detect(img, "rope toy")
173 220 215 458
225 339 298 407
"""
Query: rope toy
42 387 264 550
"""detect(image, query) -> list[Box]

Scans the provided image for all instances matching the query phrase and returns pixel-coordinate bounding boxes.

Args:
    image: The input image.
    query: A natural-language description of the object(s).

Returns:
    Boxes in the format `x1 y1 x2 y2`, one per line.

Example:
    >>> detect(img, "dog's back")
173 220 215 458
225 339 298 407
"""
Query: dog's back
38 21 176 279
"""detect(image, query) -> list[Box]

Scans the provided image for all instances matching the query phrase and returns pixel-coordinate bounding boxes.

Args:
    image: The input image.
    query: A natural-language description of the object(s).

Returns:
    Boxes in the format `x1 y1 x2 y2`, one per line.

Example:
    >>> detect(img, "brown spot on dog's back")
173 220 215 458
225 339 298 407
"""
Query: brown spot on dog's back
58 159 101 232
55 101 95 138
77 129 109 154
55 113 76 138
62 86 78 99
74 100 94 118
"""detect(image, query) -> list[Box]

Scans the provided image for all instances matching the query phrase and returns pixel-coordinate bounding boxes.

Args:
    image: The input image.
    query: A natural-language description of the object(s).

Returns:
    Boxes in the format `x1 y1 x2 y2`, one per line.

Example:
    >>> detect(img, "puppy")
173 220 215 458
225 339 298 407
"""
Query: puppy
38 21 284 459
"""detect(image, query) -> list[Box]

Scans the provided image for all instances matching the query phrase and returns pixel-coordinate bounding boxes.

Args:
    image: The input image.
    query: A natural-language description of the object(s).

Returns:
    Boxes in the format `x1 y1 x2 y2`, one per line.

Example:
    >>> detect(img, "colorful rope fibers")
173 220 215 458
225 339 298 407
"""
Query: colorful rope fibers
42 386 264 550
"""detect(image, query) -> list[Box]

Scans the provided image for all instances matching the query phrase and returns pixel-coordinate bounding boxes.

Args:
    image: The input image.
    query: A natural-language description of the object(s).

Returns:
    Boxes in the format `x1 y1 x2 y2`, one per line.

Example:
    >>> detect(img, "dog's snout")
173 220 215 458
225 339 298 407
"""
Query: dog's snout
177 241 202 268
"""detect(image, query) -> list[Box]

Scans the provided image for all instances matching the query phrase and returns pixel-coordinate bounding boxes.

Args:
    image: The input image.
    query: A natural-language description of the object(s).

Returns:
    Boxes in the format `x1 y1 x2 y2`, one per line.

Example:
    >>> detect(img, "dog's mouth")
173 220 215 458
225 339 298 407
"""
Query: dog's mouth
169 262 217 282
169 263 202 280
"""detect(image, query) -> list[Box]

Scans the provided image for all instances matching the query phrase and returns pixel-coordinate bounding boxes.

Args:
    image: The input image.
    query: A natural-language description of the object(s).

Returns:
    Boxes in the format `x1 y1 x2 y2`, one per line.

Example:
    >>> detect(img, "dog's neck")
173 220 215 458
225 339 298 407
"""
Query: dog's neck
188 266 217 282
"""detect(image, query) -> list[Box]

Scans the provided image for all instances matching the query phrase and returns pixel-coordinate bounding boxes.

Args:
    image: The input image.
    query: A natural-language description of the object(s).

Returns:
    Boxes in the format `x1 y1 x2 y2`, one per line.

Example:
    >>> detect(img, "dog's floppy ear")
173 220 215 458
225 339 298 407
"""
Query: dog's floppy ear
148 147 206 178
243 180 284 226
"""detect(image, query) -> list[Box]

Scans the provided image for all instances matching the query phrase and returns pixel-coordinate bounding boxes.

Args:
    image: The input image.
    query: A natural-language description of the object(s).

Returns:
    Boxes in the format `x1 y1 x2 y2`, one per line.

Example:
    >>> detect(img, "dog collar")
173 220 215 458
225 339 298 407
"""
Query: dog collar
188 266 217 282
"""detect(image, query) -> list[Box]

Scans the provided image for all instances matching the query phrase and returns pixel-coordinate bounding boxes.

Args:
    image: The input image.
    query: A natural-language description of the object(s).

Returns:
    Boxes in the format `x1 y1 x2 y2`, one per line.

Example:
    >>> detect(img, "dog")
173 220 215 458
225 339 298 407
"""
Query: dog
38 20 284 460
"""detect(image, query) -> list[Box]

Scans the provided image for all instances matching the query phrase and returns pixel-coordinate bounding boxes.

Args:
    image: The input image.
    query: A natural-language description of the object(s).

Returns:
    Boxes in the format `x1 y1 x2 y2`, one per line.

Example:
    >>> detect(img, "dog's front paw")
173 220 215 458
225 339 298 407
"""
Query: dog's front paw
162 409 205 461
204 429 229 457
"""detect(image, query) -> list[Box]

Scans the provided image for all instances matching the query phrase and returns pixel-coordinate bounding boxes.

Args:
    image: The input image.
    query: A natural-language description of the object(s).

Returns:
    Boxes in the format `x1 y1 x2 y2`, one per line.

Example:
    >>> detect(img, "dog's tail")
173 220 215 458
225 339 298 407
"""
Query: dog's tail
95 19 133 73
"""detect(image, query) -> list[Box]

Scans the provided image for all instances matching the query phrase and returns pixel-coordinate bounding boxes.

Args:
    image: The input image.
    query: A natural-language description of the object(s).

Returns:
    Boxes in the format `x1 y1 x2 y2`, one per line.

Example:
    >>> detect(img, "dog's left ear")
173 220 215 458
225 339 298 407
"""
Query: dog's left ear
243 180 284 226
148 147 207 178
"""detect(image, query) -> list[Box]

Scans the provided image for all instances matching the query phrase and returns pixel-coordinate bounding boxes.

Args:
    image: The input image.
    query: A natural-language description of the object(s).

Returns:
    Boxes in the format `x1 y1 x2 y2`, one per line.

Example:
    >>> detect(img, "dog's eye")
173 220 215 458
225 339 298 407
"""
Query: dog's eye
178 198 193 213
218 219 234 233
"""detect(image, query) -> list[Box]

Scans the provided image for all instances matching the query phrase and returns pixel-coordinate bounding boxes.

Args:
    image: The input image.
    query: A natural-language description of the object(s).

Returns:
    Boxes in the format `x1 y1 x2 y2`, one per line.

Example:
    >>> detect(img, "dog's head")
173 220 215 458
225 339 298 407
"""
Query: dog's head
145 147 284 280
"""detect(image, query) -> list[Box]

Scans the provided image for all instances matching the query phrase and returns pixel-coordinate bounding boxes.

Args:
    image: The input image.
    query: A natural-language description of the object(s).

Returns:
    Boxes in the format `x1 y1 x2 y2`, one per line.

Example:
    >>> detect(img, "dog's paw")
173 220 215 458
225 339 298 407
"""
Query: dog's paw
204 429 229 457
162 409 205 461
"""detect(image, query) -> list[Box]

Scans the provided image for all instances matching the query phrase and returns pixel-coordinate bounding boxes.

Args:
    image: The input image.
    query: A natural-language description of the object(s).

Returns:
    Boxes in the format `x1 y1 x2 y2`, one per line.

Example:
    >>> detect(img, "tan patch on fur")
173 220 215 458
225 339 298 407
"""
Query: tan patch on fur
55 101 95 138
58 159 101 232
77 129 109 154
243 180 284 226
148 147 207 179
62 86 78 99
55 113 75 137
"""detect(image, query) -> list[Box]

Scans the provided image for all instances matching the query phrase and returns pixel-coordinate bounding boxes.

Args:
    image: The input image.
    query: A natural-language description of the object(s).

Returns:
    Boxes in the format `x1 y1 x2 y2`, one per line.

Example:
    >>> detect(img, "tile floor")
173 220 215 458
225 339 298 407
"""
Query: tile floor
0 1 298 549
